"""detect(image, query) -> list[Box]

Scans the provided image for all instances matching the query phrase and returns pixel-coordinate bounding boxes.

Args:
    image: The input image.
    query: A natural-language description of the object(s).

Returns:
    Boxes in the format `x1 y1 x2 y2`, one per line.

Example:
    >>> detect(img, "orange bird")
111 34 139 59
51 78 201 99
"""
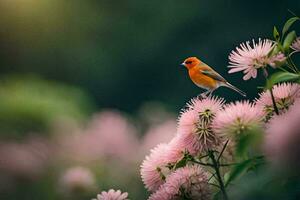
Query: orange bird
181 57 246 97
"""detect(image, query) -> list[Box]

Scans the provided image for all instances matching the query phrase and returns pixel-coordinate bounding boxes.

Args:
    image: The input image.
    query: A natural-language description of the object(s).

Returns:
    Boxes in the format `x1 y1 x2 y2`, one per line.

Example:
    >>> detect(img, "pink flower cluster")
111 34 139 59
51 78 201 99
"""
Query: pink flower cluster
57 111 139 164
256 82 300 117
140 96 268 199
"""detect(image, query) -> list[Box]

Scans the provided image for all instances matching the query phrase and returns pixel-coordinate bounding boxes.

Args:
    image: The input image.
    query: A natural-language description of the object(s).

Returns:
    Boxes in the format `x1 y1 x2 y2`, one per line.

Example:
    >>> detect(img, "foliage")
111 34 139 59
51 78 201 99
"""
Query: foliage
0 75 95 138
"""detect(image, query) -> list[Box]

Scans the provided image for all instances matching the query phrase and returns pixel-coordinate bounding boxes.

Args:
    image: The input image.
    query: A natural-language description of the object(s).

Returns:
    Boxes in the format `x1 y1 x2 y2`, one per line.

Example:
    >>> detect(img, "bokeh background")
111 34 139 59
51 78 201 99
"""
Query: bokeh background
0 0 299 199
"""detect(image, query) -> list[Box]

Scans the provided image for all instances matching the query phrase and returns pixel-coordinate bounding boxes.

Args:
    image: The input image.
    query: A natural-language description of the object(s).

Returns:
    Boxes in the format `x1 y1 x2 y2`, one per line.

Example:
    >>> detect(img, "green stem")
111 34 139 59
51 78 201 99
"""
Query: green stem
278 66 289 72
217 140 229 162
191 160 213 167
219 163 237 166
263 68 279 115
287 55 299 73
208 172 217 182
209 151 229 200
269 87 279 115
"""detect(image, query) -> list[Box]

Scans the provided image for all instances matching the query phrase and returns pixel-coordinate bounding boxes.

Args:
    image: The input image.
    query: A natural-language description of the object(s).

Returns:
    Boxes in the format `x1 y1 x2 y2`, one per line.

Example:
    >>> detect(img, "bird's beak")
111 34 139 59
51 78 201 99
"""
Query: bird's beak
181 62 185 66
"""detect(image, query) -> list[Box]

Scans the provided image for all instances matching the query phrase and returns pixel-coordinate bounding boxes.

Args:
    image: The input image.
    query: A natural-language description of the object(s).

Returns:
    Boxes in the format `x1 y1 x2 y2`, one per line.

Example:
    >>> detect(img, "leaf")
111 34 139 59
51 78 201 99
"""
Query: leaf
174 157 188 169
282 17 299 37
273 26 280 41
224 159 252 187
224 156 265 187
224 172 230 185
266 71 300 89
235 127 263 158
283 31 296 51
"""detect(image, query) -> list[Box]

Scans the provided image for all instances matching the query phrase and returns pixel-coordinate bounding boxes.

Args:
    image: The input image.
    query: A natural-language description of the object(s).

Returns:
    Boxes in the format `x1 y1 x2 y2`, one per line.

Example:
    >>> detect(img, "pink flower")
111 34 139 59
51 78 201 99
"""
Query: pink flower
291 37 300 52
256 83 300 117
264 100 300 171
164 135 187 164
60 166 95 193
93 189 129 200
177 96 225 154
0 137 52 179
148 165 211 200
140 143 170 192
58 111 139 164
268 52 286 68
228 39 284 80
212 101 264 137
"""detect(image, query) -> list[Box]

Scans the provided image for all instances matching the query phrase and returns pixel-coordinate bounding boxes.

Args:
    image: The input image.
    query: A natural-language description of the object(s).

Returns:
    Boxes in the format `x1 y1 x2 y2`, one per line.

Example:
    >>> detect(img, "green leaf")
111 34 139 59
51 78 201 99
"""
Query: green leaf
224 172 230 185
273 26 280 41
235 127 263 158
224 156 265 187
266 71 300 89
224 159 252 187
268 43 284 57
283 31 296 51
282 17 299 37
174 157 187 169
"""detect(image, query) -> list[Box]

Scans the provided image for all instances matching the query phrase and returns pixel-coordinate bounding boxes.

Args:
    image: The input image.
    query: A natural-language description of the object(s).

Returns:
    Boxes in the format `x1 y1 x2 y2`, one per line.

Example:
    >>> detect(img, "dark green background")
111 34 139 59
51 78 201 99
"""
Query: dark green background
0 0 299 113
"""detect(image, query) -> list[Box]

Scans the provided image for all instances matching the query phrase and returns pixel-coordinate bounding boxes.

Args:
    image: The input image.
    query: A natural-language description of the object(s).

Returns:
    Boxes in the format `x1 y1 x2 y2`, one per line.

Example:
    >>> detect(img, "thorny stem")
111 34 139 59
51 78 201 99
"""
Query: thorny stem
263 68 279 115
191 160 213 167
269 88 279 115
217 140 229 162
198 154 209 160
191 159 237 167
209 151 229 200
208 172 217 182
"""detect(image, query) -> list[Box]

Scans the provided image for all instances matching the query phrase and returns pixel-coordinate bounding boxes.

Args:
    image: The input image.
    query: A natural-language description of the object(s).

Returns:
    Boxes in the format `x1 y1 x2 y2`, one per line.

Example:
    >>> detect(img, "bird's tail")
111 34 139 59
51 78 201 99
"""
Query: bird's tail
223 82 247 97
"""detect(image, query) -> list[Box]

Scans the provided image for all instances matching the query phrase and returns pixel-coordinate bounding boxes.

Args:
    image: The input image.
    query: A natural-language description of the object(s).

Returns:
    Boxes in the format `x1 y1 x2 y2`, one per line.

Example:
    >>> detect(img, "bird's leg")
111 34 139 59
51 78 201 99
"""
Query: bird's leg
199 91 209 98
207 89 215 97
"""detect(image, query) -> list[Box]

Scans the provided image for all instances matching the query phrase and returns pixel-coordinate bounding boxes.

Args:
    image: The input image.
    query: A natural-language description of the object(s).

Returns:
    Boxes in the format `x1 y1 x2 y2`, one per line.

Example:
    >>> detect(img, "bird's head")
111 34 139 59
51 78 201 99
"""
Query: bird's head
181 57 201 69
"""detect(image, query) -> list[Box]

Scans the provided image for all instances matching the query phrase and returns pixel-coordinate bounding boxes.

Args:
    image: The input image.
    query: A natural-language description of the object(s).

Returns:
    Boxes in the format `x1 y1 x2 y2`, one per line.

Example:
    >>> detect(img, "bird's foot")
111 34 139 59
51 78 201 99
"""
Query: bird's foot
198 91 209 99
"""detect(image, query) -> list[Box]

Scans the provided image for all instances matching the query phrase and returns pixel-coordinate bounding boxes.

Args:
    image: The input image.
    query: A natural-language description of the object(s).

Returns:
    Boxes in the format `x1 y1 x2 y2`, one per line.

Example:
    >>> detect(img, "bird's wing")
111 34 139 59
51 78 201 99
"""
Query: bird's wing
200 64 227 82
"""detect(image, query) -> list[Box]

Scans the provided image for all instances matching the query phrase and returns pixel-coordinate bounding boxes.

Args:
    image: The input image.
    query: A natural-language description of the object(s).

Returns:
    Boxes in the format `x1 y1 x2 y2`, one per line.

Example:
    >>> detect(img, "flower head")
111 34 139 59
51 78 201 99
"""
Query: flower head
148 165 211 200
93 189 129 200
212 101 264 138
264 100 300 171
291 37 300 52
256 83 300 119
228 39 285 80
268 52 286 68
60 166 95 193
164 135 188 164
58 111 139 164
140 143 170 192
177 96 225 154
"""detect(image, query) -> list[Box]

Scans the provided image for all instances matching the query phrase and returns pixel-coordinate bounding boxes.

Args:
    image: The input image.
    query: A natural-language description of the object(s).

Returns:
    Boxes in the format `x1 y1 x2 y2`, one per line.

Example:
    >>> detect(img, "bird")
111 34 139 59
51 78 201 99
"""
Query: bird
181 57 246 97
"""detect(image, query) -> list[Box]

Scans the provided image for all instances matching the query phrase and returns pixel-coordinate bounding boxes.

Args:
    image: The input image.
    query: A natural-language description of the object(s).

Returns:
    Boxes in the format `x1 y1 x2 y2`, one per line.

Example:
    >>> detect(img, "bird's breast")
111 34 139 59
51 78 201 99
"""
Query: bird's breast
188 69 217 90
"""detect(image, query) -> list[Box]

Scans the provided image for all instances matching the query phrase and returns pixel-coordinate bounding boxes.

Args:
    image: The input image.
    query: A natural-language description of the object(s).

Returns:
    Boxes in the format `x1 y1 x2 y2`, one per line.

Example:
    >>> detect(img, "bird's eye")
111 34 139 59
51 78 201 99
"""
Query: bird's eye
185 61 192 64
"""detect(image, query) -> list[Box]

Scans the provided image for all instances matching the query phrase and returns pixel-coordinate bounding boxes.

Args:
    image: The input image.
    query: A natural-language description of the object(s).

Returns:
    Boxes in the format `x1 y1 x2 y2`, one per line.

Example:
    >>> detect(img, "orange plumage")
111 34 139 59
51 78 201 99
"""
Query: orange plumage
181 57 246 97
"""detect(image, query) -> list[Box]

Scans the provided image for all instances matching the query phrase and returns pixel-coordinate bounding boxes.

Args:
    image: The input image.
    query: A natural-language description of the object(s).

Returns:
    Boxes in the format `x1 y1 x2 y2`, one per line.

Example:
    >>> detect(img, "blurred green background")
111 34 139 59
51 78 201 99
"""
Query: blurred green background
0 0 299 112
0 0 299 199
